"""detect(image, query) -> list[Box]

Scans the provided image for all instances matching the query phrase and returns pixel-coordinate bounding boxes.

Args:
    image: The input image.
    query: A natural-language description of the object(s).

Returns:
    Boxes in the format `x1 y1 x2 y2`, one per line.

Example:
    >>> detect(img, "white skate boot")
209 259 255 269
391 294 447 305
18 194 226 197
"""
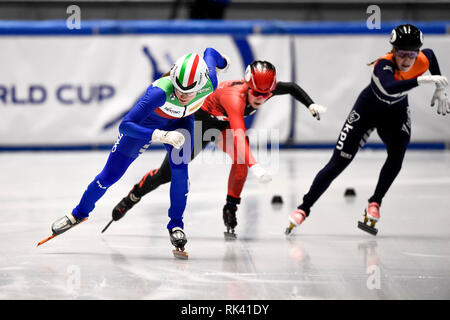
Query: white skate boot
37 213 88 246
52 213 86 235
169 227 188 259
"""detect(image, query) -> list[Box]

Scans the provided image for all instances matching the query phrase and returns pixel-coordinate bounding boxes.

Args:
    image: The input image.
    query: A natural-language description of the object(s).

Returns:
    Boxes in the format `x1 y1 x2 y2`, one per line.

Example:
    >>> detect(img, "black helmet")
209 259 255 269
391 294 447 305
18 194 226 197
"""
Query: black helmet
389 24 423 51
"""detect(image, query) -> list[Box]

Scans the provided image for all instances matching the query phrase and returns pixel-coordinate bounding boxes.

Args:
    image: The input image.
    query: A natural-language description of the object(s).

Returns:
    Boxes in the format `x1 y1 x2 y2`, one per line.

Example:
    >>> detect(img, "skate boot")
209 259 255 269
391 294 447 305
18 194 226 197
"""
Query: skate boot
285 208 307 235
223 203 238 240
52 213 87 235
112 190 141 221
169 227 188 259
102 189 141 233
37 213 88 246
358 202 380 236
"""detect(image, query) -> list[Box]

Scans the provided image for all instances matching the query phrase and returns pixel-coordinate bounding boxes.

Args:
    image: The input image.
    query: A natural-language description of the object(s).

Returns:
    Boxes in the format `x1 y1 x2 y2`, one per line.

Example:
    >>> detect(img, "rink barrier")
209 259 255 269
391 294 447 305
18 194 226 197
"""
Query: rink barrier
1 20 449 151
0 20 449 35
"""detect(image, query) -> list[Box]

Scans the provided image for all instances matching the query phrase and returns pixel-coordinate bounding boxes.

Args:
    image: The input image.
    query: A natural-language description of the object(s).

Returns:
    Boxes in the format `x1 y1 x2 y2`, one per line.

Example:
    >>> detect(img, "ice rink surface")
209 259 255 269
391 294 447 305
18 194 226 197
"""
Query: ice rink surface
1 149 450 300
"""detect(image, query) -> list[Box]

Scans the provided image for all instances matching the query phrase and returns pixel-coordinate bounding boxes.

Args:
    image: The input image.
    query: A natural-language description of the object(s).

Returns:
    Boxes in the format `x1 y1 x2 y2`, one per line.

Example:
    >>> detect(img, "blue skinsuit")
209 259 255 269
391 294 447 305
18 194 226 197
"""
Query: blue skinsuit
72 48 227 230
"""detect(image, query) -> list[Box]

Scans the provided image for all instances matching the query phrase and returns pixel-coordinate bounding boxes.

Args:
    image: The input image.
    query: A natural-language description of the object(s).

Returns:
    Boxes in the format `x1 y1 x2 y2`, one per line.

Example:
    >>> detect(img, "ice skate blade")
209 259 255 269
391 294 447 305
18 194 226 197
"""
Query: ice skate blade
358 221 378 236
37 218 88 246
284 223 296 236
172 249 189 260
101 219 114 233
37 234 56 247
284 227 294 236
224 231 237 240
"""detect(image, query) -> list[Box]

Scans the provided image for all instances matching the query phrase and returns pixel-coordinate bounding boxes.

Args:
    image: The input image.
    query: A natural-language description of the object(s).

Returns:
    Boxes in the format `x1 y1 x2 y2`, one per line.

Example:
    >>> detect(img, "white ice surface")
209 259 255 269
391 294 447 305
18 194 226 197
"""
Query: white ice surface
0 149 449 300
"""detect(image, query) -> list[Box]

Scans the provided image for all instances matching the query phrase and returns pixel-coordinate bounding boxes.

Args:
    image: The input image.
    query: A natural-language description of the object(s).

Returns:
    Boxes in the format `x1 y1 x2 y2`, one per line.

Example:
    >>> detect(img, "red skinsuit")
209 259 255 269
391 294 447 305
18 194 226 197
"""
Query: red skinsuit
201 80 263 199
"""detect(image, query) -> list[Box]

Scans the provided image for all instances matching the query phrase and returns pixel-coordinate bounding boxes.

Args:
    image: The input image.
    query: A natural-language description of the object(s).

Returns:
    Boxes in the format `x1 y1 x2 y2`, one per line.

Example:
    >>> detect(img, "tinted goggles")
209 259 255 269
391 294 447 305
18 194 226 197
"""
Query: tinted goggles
249 89 272 98
395 50 419 59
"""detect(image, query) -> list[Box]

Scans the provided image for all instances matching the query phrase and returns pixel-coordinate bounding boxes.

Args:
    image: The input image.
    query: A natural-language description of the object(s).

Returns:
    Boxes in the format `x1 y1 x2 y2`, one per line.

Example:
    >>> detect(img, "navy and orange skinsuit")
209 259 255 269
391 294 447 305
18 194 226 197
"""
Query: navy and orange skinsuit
131 79 314 206
297 48 442 216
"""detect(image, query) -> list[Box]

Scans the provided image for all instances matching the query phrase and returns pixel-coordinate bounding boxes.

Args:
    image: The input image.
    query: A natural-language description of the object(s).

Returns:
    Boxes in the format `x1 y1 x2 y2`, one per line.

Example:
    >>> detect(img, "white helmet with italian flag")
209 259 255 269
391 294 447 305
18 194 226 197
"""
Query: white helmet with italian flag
170 52 209 94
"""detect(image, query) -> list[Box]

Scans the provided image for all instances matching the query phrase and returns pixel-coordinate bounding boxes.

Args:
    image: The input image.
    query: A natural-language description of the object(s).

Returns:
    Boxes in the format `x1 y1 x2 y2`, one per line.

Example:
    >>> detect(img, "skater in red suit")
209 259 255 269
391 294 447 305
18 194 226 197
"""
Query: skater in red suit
105 60 327 236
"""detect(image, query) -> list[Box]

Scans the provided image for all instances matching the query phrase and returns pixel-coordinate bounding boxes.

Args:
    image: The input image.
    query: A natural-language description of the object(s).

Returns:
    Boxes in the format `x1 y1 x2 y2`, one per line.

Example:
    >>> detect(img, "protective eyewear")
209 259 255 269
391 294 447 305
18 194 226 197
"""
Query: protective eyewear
395 50 419 59
175 89 196 98
250 89 271 98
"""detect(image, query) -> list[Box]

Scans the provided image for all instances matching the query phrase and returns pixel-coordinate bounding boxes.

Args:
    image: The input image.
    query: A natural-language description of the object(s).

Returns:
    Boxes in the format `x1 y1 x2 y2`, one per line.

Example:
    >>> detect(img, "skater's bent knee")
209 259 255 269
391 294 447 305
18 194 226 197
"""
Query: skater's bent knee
156 170 172 184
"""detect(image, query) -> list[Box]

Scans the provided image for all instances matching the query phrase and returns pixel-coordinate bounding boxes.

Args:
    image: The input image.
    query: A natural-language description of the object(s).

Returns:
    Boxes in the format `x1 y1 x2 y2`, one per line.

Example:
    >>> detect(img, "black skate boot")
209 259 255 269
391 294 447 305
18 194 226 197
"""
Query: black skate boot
101 189 141 233
223 201 238 240
169 227 188 259
113 190 141 221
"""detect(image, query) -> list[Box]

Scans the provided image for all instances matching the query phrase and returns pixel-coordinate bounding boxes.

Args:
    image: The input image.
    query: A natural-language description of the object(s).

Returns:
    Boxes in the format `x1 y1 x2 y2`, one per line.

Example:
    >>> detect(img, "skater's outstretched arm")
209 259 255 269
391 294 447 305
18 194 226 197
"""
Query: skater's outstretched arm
372 50 447 95
272 81 315 107
421 49 442 75
272 81 327 120
372 59 421 95
203 47 228 90
118 86 167 140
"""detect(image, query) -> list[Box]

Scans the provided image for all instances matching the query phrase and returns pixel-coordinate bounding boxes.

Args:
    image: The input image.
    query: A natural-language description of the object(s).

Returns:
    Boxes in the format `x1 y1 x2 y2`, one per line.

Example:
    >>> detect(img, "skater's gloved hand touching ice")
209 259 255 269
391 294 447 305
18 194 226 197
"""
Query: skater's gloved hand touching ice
152 129 185 149
308 103 327 120
249 163 272 183
431 84 450 116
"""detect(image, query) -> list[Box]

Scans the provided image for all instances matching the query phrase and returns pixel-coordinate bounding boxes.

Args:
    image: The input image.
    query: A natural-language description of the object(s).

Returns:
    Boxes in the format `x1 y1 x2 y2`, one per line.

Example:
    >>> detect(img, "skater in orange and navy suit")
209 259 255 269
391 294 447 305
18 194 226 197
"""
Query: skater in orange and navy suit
285 24 449 236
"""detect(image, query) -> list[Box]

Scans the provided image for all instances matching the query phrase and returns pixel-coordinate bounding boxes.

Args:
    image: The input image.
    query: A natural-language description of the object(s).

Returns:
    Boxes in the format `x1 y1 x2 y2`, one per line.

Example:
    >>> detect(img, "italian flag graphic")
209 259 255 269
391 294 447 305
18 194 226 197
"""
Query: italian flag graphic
177 53 200 89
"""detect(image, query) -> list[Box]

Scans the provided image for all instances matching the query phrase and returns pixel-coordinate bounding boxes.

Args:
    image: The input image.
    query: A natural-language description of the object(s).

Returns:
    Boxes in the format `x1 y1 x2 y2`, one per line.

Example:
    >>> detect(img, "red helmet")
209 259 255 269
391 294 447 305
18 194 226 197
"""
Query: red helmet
244 61 276 93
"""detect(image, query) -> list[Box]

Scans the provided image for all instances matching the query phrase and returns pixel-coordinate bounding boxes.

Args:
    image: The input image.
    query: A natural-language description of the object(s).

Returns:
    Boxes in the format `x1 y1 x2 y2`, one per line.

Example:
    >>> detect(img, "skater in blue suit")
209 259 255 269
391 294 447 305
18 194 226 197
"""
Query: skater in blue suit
45 48 228 253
